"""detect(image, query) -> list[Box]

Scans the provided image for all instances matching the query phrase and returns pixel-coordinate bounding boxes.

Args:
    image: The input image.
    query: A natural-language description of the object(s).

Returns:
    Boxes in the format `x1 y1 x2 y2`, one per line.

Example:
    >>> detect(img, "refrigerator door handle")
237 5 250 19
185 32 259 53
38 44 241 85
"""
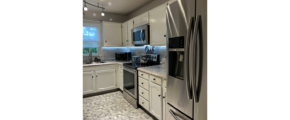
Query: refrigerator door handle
185 17 194 99
191 15 201 102
169 109 180 120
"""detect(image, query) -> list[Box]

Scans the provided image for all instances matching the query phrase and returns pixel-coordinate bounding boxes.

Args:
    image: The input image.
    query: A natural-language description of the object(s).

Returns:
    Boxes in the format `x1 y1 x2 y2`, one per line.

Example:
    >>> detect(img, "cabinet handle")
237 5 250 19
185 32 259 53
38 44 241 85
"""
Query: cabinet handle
163 96 165 98
105 40 107 42
153 78 156 80
164 35 166 37
92 76 93 78
142 92 144 94
142 83 144 84
158 95 161 97
142 102 144 104
96 75 98 77
141 74 143 76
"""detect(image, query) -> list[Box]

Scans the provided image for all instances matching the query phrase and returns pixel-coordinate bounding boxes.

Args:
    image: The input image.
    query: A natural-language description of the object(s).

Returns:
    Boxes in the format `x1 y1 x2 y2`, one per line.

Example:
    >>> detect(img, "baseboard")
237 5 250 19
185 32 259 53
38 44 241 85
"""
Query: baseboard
139 107 158 120
83 88 120 98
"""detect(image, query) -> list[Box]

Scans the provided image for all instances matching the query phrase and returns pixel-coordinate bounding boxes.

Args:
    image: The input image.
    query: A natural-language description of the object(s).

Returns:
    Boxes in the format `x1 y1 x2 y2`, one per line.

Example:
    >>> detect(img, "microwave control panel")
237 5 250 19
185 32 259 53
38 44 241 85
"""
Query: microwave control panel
169 36 184 48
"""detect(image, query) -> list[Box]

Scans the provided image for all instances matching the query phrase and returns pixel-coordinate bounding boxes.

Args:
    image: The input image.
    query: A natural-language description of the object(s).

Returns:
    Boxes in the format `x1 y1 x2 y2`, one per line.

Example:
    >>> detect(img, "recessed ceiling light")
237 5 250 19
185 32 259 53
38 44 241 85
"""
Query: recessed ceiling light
93 13 96 16
110 18 112 21
108 2 112 6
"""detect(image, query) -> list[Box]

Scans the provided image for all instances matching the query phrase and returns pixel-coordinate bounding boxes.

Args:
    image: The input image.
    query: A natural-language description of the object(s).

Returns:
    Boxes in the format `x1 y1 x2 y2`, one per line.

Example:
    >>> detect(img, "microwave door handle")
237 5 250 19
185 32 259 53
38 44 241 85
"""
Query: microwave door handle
185 17 194 99
140 29 143 42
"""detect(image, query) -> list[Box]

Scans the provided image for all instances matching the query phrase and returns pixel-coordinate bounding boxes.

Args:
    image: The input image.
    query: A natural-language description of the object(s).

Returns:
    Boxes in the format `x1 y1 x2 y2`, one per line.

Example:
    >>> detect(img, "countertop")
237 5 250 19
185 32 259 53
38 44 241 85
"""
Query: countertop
137 65 167 79
83 61 131 67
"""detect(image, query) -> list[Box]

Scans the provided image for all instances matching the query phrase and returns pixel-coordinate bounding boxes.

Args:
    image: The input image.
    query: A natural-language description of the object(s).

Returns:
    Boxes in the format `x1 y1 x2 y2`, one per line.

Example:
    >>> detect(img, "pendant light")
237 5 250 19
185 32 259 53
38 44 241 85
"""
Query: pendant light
101 9 105 16
84 1 88 11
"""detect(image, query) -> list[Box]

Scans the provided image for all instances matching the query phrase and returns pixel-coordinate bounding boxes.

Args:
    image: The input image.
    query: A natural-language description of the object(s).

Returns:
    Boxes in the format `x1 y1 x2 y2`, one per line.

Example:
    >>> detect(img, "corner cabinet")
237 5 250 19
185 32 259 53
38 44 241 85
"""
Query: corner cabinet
149 4 167 46
95 69 116 92
150 82 162 120
134 12 149 28
83 71 95 95
103 21 122 47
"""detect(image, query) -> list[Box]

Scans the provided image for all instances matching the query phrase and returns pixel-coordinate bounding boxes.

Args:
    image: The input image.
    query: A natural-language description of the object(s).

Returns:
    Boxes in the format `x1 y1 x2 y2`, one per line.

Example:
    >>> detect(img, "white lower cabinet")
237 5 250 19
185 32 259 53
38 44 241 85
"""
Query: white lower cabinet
150 82 162 120
83 71 95 95
163 88 166 120
117 65 124 91
95 69 116 92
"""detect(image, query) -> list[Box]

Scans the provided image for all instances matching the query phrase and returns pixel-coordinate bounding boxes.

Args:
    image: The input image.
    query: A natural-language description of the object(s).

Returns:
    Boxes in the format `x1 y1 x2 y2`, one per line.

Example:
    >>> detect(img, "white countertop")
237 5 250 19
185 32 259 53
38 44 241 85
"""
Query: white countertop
137 65 167 79
83 61 131 67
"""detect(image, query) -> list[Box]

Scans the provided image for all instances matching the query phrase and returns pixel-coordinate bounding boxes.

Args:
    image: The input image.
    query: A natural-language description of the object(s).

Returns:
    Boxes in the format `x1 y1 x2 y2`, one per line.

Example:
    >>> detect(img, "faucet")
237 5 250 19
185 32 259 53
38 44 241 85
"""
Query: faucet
89 49 92 63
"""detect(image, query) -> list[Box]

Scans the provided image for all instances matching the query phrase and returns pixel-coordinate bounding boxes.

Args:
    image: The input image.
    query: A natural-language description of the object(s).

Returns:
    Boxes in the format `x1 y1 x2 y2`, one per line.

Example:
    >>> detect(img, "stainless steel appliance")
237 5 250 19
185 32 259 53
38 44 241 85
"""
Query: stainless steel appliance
150 54 160 65
140 54 160 65
133 25 150 46
115 52 132 61
123 61 160 108
132 56 140 63
166 0 207 120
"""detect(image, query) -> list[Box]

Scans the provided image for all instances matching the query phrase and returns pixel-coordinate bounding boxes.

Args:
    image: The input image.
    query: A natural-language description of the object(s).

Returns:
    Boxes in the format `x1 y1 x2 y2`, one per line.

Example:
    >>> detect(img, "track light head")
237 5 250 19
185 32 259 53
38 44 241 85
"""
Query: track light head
101 9 105 16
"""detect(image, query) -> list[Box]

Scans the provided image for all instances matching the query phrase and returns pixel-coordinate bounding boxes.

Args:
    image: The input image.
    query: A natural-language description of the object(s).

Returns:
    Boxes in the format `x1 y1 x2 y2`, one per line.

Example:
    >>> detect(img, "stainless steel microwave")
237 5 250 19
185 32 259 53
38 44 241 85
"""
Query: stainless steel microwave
132 25 150 46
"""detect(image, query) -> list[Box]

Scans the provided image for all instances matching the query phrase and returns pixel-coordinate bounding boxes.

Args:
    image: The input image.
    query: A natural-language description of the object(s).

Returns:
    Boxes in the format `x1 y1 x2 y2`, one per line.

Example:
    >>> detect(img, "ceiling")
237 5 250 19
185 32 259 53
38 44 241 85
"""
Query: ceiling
84 0 154 15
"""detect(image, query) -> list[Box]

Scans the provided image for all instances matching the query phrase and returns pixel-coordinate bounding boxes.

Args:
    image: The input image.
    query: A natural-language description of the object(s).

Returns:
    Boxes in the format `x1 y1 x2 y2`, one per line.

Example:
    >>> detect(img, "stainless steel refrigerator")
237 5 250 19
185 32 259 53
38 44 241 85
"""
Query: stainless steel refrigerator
166 0 207 119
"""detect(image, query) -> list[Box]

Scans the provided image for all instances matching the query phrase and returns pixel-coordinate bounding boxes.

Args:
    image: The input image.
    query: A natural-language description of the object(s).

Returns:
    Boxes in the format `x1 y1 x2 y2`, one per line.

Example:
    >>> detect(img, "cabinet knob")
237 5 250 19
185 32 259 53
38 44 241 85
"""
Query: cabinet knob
96 75 98 77
141 74 143 76
163 96 165 98
142 83 143 84
92 76 93 78
105 40 107 42
158 95 161 97
142 102 144 104
164 35 166 37
153 78 155 80
142 92 144 94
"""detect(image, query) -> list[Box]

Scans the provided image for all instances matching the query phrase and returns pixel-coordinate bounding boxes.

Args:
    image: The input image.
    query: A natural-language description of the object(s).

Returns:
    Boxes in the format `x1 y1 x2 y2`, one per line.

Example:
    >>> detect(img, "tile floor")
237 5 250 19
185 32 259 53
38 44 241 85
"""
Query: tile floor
83 91 154 120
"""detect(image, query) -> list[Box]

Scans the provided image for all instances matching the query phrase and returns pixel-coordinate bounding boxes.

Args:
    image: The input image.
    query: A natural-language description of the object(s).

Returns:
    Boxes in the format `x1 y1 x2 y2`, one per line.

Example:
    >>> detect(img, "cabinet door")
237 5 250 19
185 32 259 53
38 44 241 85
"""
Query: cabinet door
134 16 141 28
95 69 116 92
163 88 167 120
149 4 166 46
83 71 95 95
122 22 128 46
141 12 149 25
103 22 122 47
127 19 134 46
150 82 162 119
119 66 124 91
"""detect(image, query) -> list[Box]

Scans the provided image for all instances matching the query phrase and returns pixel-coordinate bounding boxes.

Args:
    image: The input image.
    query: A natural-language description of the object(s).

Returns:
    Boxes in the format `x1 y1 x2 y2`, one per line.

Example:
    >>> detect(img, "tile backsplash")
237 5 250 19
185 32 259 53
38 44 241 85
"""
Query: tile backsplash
83 45 167 63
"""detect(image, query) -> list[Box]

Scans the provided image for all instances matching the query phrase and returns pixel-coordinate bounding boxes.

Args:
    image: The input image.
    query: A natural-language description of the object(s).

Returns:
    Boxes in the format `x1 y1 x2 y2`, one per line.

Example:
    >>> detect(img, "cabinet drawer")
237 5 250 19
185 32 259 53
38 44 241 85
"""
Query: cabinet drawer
139 86 149 100
139 77 149 90
138 71 149 79
150 75 162 85
139 95 149 111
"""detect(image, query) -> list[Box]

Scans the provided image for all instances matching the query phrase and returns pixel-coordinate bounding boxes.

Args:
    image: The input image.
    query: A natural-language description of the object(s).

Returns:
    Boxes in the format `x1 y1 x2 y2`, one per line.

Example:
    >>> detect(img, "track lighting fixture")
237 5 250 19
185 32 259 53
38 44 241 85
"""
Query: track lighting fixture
83 0 105 17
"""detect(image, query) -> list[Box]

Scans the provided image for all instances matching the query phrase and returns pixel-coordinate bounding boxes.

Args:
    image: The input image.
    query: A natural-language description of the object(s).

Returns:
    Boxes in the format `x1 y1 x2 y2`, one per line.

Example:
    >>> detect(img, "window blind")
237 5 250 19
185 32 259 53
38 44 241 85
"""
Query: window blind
83 20 102 47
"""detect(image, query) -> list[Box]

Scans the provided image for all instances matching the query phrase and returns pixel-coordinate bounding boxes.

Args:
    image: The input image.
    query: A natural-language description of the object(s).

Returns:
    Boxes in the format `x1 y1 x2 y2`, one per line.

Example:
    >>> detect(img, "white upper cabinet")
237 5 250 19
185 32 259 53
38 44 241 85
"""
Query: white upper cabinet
103 21 122 47
83 71 95 95
127 19 135 46
134 12 149 28
95 69 116 92
122 22 128 46
149 4 167 46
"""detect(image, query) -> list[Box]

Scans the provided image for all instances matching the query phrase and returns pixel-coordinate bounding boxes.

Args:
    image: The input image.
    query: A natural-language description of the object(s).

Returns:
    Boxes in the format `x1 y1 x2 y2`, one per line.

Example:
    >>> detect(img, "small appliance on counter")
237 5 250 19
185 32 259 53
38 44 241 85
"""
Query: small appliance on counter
115 52 132 61
131 56 140 63
140 54 160 65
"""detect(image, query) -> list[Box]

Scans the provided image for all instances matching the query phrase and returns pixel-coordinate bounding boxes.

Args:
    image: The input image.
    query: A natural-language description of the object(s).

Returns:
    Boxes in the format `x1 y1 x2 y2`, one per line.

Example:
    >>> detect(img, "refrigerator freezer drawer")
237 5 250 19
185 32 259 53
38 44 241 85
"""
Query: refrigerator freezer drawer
167 104 192 120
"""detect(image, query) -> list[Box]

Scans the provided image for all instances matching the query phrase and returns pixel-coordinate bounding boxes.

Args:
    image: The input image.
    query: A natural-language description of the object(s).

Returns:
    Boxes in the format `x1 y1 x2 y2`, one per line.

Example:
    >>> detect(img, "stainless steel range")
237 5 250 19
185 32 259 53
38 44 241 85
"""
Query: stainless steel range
123 55 160 108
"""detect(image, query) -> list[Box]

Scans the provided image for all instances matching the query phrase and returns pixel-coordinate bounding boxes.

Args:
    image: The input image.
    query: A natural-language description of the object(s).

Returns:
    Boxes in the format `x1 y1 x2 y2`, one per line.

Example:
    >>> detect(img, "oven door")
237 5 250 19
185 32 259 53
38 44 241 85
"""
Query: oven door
133 25 148 45
123 67 137 99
